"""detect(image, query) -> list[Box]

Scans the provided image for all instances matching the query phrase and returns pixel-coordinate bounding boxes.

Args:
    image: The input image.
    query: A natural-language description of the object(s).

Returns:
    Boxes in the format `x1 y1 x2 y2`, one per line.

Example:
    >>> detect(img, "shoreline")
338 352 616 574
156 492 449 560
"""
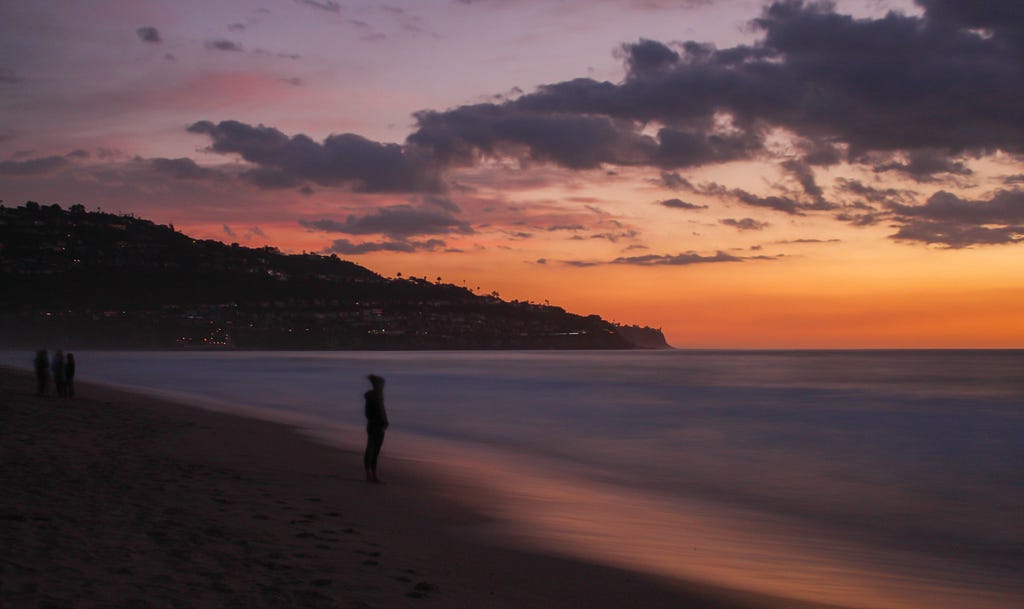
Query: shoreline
1 366 850 609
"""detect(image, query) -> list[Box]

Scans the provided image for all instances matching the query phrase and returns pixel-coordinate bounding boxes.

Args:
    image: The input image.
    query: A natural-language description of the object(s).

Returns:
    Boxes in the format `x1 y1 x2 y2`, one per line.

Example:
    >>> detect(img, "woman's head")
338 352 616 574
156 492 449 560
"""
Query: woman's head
367 374 385 389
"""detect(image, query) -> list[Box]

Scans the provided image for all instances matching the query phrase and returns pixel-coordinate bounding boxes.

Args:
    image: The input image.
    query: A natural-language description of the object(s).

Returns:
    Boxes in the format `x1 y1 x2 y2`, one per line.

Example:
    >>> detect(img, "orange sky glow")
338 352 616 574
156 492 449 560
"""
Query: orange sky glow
2 0 1023 348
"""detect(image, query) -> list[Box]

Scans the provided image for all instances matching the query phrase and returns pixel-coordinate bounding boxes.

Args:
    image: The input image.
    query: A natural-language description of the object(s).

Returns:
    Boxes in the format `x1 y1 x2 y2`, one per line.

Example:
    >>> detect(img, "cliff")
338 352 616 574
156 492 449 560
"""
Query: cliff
0 202 669 350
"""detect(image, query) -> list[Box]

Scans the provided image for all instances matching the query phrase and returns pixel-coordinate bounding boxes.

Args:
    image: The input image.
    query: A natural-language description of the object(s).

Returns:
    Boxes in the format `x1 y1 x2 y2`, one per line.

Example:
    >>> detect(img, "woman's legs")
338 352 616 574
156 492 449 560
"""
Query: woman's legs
364 427 386 482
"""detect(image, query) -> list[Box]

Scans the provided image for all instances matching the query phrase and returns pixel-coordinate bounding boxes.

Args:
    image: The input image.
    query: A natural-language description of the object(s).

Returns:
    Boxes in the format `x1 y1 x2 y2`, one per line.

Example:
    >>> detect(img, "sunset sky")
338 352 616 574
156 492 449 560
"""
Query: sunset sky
2 0 1023 348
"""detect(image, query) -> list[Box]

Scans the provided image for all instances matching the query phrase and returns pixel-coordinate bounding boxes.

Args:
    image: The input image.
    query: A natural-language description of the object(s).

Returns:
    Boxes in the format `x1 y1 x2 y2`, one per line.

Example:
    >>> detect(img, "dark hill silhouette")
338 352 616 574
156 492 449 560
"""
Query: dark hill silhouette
0 202 669 349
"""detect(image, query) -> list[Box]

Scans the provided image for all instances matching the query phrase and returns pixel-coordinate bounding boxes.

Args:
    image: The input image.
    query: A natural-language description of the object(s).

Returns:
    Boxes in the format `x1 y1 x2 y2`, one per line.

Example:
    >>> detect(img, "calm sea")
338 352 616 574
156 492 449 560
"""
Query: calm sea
4 349 1022 609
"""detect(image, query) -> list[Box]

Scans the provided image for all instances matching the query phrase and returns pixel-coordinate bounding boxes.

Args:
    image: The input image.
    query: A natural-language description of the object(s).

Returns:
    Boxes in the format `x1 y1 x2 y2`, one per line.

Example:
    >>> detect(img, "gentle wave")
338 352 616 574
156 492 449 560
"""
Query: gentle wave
5 349 1022 608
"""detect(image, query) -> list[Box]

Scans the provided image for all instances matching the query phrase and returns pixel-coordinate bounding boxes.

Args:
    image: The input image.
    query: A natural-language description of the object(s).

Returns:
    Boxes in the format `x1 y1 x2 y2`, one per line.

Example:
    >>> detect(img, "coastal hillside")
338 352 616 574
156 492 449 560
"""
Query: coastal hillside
0 202 669 349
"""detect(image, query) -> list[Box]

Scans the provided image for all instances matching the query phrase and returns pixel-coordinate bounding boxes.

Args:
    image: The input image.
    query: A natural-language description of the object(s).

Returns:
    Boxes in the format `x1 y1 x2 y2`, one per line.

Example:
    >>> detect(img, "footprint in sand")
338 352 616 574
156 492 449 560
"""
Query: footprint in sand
405 581 440 599
354 550 380 557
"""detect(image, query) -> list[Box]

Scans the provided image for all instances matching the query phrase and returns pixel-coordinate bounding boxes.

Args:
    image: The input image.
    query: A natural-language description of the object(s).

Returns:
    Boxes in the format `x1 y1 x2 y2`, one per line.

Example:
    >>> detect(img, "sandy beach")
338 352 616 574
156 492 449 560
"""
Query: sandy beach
0 365 853 609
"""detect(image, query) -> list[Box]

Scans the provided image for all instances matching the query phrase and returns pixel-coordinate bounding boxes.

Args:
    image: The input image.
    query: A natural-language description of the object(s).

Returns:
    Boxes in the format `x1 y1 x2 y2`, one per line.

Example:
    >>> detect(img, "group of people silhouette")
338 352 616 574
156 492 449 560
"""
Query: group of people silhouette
33 349 76 398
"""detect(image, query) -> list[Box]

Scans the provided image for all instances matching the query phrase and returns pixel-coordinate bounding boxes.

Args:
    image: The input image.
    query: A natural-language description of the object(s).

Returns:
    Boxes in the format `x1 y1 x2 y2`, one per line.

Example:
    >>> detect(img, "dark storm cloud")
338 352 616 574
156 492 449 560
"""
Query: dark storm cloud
889 190 1024 225
1006 175 1024 185
242 168 300 189
298 204 473 238
750 1 1024 155
409 100 760 171
781 159 825 202
0 155 71 176
835 211 883 227
721 217 769 231
409 105 657 170
206 39 244 52
884 189 1024 247
834 178 913 206
659 172 694 191
889 220 1023 248
623 38 680 74
405 0 1024 179
188 120 442 193
658 198 706 210
421 195 461 212
136 27 161 43
660 176 815 215
798 139 844 166
873 149 973 182
730 189 805 215
326 238 446 255
147 157 216 180
173 1 1024 251
915 0 1024 31
653 126 763 168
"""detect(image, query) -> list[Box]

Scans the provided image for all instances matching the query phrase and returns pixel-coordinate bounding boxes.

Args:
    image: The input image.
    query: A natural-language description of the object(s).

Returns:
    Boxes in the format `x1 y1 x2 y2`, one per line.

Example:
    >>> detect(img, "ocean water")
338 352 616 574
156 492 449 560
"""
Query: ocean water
4 349 1023 609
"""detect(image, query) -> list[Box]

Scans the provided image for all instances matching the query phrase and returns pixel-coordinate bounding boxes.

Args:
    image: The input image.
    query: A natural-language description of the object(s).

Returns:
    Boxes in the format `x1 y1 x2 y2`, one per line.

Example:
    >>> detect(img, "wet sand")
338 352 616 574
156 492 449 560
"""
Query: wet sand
0 366 850 609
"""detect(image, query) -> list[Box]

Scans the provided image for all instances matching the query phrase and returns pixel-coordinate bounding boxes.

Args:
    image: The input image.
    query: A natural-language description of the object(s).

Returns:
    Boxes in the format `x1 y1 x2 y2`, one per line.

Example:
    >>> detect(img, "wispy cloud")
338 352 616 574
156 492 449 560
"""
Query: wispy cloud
326 238 447 255
658 198 706 210
721 217 769 231
294 0 341 13
565 250 744 267
0 155 71 176
135 26 161 44
299 203 473 239
205 39 244 52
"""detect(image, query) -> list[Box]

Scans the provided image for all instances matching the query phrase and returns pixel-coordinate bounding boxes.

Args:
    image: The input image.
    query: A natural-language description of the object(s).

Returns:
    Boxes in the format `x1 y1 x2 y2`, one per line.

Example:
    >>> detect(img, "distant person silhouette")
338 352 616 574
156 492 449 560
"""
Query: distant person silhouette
65 353 76 398
51 350 66 398
34 350 49 395
363 374 389 483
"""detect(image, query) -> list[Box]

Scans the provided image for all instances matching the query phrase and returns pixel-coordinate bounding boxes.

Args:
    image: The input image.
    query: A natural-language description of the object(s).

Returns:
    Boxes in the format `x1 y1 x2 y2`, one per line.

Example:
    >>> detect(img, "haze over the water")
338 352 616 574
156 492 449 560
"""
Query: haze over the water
3 1 1024 348
4 349 1020 609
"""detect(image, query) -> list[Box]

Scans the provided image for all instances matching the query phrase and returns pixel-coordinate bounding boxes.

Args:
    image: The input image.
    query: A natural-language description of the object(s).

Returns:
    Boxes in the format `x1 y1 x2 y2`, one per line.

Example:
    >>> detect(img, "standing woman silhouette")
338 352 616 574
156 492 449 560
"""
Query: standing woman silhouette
363 374 388 483
65 353 76 398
